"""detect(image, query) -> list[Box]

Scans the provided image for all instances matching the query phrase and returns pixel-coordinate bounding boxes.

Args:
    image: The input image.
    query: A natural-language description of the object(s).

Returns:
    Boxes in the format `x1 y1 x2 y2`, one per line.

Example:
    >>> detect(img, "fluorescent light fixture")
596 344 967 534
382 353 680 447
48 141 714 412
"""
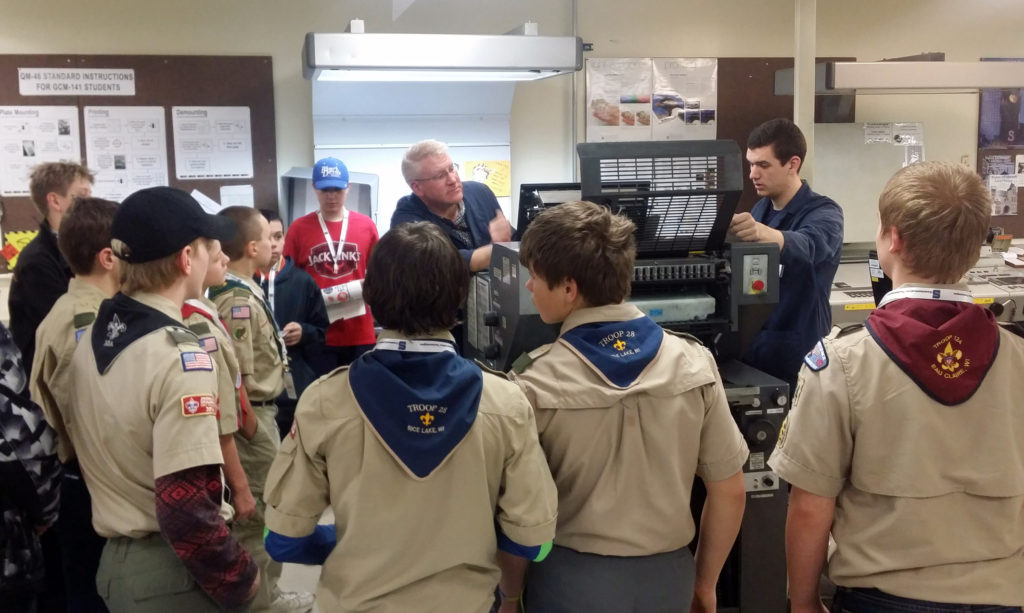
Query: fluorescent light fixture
303 29 582 82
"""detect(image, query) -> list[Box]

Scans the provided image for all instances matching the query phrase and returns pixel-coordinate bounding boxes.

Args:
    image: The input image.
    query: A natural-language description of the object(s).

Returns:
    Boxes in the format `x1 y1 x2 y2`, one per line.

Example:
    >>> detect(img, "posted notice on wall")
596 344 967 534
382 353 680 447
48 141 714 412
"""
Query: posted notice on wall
84 107 169 201
0 106 81 196
585 58 717 142
172 106 253 180
18 68 136 96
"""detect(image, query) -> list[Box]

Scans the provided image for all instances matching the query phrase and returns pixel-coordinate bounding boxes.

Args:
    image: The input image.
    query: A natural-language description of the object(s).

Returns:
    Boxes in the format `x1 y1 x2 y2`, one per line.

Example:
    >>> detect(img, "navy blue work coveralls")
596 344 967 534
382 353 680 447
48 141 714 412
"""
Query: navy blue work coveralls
743 181 844 387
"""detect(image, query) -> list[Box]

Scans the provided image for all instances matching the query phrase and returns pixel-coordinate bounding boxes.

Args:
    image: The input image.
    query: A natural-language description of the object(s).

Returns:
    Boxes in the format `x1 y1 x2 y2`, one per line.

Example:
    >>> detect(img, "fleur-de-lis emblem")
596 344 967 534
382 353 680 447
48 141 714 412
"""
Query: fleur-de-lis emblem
613 339 627 351
420 412 435 426
937 342 962 373
106 314 126 342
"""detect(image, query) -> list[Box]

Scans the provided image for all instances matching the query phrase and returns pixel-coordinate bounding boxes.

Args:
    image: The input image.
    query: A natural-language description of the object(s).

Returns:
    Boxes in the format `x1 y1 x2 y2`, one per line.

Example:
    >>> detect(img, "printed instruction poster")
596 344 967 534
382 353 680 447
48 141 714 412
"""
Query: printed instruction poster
84 106 168 201
0 106 81 196
172 106 253 180
585 58 717 142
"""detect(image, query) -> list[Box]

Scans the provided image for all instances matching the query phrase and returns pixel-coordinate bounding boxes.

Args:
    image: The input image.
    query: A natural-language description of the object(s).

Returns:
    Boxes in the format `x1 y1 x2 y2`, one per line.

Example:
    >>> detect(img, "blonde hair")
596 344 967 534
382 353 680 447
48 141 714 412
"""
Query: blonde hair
878 161 991 282
29 162 94 216
519 201 636 306
120 238 205 294
401 139 448 185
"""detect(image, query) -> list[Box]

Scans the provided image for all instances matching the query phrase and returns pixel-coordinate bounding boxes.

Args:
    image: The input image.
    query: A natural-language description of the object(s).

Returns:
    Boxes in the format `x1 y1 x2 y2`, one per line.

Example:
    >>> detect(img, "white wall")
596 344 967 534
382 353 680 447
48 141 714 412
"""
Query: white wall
2 0 1021 213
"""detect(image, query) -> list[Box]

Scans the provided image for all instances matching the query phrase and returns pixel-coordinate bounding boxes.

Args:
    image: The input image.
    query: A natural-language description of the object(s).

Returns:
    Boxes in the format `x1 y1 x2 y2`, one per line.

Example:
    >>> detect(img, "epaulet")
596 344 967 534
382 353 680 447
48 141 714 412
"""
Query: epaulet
186 321 211 336
232 288 250 299
833 322 865 338
167 326 199 348
663 329 704 345
510 343 553 374
73 312 95 329
474 360 511 380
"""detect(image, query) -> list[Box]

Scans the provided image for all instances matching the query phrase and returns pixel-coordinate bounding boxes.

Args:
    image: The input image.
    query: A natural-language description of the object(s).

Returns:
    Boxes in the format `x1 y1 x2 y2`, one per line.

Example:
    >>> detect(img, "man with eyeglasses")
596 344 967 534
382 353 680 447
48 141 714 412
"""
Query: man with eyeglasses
392 140 512 272
283 157 379 370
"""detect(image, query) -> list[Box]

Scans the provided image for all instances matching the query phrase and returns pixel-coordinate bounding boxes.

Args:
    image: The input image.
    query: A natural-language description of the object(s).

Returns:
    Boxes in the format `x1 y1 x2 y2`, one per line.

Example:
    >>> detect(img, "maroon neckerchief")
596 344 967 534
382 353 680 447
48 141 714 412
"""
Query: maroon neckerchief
865 296 999 405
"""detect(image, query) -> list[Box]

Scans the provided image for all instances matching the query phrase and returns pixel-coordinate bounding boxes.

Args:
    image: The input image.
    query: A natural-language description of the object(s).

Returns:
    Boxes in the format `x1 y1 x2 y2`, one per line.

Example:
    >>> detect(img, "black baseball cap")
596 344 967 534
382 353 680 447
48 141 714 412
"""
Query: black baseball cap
111 186 237 263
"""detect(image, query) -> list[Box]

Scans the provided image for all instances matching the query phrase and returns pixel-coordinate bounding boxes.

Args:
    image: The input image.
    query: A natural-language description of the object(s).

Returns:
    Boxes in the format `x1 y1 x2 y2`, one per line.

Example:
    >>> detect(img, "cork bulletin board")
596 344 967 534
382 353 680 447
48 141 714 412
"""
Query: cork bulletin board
0 54 277 272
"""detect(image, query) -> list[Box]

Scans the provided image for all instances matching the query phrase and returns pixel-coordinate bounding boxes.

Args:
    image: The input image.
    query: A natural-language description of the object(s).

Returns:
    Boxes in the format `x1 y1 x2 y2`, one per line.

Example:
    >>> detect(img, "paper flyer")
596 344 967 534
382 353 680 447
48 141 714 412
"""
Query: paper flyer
989 174 1018 216
172 106 253 179
462 160 511 198
0 106 81 196
651 58 717 141
585 58 653 142
84 106 168 201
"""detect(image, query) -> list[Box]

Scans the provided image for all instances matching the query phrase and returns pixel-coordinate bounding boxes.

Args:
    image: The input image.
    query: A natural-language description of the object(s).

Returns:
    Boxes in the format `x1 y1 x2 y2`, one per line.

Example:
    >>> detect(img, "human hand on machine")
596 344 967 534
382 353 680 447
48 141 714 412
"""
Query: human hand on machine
282 321 302 346
489 209 512 243
729 212 783 246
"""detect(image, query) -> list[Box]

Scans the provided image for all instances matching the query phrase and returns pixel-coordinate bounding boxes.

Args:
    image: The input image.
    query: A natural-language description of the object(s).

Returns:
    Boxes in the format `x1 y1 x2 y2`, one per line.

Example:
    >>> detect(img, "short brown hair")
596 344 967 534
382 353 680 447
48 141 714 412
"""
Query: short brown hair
217 206 261 260
879 161 991 282
747 118 807 171
519 201 636 306
364 222 468 336
58 197 118 275
120 238 204 294
29 162 94 216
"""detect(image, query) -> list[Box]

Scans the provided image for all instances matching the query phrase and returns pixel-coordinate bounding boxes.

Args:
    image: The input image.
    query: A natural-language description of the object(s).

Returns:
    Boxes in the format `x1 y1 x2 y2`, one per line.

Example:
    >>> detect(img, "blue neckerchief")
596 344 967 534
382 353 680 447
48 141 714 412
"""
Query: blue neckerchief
349 347 481 479
92 293 183 373
560 317 664 388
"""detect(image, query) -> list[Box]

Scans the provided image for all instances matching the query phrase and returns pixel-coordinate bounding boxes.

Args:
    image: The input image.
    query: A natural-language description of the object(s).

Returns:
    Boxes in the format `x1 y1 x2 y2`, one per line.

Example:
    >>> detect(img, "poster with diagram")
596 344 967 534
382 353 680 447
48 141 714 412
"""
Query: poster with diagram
585 58 653 142
651 58 718 141
84 106 168 201
172 106 253 179
585 58 717 143
0 106 80 196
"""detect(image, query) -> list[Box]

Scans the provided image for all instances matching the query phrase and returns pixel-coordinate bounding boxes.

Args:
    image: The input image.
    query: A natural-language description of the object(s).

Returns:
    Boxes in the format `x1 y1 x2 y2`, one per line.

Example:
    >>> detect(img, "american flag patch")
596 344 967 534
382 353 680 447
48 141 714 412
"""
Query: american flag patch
231 306 251 319
199 336 218 353
181 351 214 372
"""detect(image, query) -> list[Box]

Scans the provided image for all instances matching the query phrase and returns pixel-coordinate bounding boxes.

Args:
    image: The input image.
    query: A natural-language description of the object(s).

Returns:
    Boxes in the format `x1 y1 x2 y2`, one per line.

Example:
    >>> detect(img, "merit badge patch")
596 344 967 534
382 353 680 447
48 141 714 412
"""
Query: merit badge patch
804 340 829 371
231 306 251 319
181 351 214 372
181 394 217 417
199 336 218 353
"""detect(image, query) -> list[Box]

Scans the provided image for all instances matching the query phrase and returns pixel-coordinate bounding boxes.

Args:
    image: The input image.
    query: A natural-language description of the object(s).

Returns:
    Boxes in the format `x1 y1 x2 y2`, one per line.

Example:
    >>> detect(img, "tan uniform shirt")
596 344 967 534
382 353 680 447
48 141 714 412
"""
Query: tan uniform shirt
769 324 1024 605
264 330 557 613
211 275 284 403
513 303 748 557
68 292 224 538
183 298 241 436
30 278 108 463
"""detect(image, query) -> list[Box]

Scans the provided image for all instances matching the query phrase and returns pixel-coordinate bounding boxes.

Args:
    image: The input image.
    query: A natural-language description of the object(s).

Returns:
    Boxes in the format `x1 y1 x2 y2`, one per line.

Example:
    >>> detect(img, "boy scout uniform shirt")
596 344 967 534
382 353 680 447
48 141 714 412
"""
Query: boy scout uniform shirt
210 274 285 403
512 303 748 557
183 298 241 436
769 300 1024 605
264 330 557 613
30 277 108 463
67 292 224 539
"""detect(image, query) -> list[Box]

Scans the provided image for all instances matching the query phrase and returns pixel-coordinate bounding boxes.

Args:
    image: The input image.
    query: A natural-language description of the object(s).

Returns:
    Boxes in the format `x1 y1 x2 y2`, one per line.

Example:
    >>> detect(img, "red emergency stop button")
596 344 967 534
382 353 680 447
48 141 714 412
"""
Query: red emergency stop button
752 280 765 291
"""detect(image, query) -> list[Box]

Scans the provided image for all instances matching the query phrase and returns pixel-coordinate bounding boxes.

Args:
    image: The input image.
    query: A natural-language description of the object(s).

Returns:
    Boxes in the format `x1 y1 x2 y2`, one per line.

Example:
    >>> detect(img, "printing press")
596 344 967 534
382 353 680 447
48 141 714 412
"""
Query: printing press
464 140 789 612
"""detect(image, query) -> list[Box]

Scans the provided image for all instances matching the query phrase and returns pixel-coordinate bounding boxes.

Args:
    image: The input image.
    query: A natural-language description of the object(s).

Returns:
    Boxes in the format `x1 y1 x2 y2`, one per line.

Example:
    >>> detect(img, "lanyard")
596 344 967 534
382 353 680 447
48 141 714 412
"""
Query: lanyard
374 338 456 354
877 285 974 309
225 271 288 363
317 209 350 275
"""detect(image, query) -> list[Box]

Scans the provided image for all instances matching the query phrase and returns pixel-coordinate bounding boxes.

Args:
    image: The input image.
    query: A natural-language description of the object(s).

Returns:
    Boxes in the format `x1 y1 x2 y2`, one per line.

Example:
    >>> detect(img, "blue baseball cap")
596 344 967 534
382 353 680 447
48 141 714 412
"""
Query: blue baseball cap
313 157 350 190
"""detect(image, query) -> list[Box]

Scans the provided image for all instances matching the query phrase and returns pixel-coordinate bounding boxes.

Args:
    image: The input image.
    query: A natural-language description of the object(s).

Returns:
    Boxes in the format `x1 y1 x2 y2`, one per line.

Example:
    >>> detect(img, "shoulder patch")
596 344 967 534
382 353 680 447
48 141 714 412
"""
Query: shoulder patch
804 340 829 371
167 327 198 346
199 336 219 353
181 351 214 372
73 312 96 328
663 329 704 345
231 305 251 319
233 326 247 341
75 328 86 342
181 394 217 417
187 321 211 336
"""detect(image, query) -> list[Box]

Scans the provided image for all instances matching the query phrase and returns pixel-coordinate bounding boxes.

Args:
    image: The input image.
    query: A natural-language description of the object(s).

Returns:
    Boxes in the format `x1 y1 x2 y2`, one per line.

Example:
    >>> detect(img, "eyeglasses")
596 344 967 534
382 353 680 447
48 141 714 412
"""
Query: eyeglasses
414 164 459 183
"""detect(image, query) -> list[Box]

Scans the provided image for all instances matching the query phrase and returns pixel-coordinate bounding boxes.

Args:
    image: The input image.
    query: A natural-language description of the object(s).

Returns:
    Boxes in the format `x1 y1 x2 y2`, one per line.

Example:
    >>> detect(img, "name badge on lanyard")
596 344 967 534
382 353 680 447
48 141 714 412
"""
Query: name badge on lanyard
877 286 974 309
318 210 350 275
